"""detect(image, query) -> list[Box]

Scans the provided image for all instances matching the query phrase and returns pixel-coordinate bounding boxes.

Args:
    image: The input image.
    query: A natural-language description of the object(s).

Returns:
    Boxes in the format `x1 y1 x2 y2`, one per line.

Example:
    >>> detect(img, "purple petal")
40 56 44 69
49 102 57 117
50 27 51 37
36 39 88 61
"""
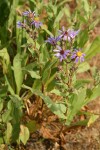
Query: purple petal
71 54 76 59
22 10 35 17
74 49 78 52
80 56 84 62
31 21 35 24
58 30 62 34
63 54 67 59
63 35 67 41
75 29 80 35
22 11 29 16
67 36 71 42
53 49 60 52
31 21 42 28
82 53 86 57
54 53 60 57
56 36 62 41
60 56 63 62
65 50 70 53
75 57 79 63
17 21 22 28
35 22 40 28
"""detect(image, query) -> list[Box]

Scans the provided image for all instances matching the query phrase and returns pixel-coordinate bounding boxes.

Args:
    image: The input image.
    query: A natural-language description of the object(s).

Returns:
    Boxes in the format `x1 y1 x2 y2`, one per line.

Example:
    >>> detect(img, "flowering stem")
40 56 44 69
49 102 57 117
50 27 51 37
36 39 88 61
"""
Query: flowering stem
67 65 76 91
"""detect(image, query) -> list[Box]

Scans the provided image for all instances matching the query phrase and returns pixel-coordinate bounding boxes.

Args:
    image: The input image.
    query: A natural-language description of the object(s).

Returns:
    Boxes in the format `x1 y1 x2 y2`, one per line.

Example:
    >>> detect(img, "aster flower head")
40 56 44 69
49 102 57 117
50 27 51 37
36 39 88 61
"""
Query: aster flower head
17 21 23 28
53 46 70 62
17 21 26 28
31 17 42 28
22 10 35 18
46 36 61 46
71 49 85 63
59 26 80 42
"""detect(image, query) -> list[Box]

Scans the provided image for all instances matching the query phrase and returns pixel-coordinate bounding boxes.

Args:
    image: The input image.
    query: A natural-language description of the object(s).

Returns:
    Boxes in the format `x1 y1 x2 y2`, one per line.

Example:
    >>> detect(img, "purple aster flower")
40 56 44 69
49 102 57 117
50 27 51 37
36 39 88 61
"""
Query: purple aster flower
46 36 61 46
17 20 26 28
69 29 80 39
17 21 23 28
59 26 80 42
31 17 42 28
53 46 70 62
71 49 85 63
22 10 35 18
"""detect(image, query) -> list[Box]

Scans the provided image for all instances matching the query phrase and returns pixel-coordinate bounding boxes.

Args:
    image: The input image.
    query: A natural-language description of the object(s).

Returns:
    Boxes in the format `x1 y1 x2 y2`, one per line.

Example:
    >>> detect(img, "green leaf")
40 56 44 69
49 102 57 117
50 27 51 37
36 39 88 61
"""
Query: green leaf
0 0 10 26
86 36 100 59
47 102 66 119
39 44 50 63
27 70 41 79
29 0 37 5
32 79 42 90
85 85 100 104
82 0 89 13
55 103 66 114
63 6 70 19
12 123 20 143
0 85 8 98
12 105 22 124
42 60 57 83
86 89 93 98
78 29 89 47
0 48 10 74
2 110 12 123
58 0 71 8
5 122 12 144
71 119 88 127
0 99 3 112
26 120 39 133
50 89 61 96
41 25 53 36
8 0 19 27
54 9 64 27
66 89 86 125
9 95 23 123
0 48 15 94
74 79 91 89
5 75 15 95
89 18 100 30
78 15 87 23
0 138 4 144
19 125 30 145
47 79 56 91
45 67 57 87
13 53 23 95
82 0 90 19
87 114 99 127
77 62 90 73
90 85 100 100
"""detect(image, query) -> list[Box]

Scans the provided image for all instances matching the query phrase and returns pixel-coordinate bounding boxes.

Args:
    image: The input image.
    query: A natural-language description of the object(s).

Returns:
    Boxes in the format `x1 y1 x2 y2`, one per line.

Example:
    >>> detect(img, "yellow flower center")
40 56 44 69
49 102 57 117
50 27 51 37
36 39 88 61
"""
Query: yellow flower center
34 17 39 22
77 51 82 57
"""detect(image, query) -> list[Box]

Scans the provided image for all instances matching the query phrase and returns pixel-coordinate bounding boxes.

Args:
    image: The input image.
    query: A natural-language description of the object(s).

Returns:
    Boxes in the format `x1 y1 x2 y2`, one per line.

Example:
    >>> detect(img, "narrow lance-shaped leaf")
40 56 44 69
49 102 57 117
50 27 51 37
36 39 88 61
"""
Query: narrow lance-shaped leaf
13 53 23 95
86 36 100 59
8 0 19 27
